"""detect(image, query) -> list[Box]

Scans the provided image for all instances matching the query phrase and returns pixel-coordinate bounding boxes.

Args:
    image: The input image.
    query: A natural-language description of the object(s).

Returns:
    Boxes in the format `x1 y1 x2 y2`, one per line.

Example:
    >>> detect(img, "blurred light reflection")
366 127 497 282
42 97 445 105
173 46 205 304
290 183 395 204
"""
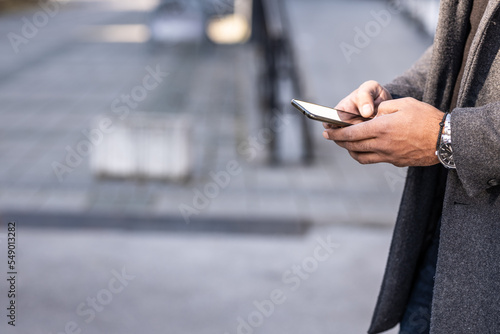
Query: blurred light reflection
82 24 150 43
73 0 159 12
206 14 250 44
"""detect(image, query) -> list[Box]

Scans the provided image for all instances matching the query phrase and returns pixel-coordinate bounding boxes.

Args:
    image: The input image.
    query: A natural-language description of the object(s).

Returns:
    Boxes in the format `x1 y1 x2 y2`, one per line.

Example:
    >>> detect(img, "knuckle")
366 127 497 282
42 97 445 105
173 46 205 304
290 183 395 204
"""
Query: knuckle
377 118 390 135
400 97 416 105
358 141 371 152
344 130 356 142
364 79 378 87
377 100 389 110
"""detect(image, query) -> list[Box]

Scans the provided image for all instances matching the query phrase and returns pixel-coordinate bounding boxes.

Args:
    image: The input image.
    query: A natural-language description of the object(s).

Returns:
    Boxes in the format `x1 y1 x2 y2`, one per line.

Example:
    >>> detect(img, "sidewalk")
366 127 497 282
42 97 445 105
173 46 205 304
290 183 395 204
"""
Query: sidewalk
1 225 398 334
0 1 432 333
0 0 431 228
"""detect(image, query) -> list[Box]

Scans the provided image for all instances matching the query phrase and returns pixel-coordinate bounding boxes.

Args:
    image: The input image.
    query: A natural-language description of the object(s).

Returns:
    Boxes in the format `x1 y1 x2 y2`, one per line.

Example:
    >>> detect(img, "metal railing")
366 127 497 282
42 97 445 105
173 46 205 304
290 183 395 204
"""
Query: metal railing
251 0 312 164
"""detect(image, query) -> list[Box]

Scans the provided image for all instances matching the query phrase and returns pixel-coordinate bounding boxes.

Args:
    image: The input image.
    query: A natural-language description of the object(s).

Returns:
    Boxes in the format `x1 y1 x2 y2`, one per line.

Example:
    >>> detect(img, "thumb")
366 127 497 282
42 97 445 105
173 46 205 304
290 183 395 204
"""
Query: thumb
376 100 401 116
357 90 375 117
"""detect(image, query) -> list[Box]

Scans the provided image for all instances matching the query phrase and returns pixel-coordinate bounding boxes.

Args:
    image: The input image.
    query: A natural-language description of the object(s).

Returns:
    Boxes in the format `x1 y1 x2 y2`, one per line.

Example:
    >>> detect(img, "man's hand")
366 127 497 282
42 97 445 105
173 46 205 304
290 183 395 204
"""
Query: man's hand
330 80 392 120
323 97 443 167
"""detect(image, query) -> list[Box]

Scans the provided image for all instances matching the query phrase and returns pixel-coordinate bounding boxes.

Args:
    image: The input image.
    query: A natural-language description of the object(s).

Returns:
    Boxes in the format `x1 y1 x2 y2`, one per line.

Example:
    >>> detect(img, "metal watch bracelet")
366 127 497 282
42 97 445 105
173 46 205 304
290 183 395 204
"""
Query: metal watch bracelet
436 113 456 169
441 114 452 145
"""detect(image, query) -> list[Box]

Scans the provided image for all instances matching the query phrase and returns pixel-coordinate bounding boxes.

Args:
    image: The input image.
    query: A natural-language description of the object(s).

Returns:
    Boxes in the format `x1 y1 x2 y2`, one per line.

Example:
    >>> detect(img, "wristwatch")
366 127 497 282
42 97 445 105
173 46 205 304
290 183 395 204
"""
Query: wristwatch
436 114 456 169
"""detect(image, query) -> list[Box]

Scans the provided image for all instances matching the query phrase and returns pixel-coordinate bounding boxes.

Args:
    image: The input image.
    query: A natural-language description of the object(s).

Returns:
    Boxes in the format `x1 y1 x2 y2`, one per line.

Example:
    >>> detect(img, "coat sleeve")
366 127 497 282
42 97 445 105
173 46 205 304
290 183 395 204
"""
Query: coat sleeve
384 45 433 100
451 102 500 197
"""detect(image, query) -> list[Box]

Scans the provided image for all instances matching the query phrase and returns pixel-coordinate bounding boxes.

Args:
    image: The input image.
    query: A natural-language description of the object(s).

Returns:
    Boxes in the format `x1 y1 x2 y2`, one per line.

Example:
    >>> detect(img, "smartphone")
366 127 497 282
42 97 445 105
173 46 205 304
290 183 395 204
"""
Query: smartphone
291 99 371 127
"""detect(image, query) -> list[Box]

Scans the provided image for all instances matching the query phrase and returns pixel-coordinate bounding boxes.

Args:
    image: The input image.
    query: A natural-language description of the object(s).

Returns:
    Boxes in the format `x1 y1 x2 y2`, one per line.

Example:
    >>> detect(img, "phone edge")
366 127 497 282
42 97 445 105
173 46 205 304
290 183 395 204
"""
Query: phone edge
290 99 351 127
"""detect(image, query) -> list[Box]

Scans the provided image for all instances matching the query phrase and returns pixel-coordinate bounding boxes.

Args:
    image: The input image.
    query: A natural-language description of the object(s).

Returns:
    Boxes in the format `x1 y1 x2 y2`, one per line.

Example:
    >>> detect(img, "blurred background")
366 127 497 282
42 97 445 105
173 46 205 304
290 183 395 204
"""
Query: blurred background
0 0 438 333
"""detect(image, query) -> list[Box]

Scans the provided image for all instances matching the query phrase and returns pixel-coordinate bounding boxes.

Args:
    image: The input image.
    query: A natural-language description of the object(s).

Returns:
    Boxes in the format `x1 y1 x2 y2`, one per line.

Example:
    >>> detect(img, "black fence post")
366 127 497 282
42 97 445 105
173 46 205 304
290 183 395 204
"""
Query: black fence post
251 0 312 164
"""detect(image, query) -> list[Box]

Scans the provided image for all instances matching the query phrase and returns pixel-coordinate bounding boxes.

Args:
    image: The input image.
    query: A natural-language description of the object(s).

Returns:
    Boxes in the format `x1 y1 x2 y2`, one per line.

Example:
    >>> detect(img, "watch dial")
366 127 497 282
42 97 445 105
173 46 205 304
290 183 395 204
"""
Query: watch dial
438 143 456 168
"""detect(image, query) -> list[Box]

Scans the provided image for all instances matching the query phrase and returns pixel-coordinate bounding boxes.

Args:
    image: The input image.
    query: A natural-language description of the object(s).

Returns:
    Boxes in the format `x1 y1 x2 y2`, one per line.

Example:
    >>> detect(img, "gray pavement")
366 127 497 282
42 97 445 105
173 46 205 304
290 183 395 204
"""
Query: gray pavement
0 0 433 226
1 225 398 334
0 0 433 333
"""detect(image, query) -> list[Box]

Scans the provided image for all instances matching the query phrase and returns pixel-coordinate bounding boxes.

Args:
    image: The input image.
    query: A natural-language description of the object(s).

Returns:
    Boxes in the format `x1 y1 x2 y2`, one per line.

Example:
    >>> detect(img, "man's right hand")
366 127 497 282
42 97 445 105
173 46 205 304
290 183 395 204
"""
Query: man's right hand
324 81 392 129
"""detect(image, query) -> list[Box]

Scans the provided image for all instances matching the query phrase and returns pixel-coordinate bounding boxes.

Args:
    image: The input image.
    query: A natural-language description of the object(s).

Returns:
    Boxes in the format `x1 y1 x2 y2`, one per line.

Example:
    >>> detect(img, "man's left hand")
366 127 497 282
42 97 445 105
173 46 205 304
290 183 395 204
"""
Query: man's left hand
322 97 444 167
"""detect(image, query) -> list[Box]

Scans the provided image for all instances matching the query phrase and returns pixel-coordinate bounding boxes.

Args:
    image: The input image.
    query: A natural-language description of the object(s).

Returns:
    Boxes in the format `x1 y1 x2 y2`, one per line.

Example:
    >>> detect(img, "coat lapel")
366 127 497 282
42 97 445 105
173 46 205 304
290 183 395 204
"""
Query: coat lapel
423 0 473 111
457 0 500 107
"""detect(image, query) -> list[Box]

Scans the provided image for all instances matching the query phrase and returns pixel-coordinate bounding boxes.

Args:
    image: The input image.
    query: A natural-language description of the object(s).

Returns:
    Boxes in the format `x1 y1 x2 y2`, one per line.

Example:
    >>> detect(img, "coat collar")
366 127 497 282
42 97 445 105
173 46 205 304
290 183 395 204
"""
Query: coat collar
457 0 500 107
423 0 474 111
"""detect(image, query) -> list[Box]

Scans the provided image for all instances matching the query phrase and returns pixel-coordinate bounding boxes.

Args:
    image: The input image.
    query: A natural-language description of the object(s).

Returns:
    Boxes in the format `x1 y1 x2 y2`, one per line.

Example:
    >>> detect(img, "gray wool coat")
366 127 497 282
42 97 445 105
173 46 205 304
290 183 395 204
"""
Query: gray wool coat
368 1 500 333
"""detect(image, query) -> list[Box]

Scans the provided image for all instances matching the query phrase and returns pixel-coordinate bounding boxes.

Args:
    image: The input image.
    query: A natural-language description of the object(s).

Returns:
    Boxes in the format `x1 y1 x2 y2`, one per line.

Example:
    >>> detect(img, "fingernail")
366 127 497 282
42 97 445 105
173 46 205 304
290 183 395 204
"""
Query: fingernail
362 104 373 116
322 131 329 139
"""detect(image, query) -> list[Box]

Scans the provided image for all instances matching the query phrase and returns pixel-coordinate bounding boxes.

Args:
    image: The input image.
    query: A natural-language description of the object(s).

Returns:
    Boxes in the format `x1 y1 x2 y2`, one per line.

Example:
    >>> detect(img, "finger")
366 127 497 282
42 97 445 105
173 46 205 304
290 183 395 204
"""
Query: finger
358 81 395 117
373 89 392 106
323 130 331 139
335 96 360 115
323 120 376 142
356 90 375 118
337 138 377 153
377 98 409 116
357 80 387 117
322 122 341 129
348 151 386 165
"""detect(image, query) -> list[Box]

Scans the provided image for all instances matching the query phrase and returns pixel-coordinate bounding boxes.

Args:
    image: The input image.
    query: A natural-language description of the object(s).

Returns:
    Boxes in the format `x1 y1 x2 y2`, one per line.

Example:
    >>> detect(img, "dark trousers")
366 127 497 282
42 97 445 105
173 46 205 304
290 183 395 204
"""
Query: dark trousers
399 218 441 334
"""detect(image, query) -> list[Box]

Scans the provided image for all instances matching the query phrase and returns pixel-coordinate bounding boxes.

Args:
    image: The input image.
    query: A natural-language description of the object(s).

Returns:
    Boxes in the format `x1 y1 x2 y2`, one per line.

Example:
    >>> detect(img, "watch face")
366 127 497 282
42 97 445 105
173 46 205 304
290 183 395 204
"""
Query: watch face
438 143 456 169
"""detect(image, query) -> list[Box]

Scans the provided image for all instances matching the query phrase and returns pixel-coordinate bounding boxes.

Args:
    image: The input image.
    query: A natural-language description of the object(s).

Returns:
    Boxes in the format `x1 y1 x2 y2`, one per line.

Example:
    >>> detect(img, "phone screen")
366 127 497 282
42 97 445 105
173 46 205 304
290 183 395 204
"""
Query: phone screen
291 99 371 127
